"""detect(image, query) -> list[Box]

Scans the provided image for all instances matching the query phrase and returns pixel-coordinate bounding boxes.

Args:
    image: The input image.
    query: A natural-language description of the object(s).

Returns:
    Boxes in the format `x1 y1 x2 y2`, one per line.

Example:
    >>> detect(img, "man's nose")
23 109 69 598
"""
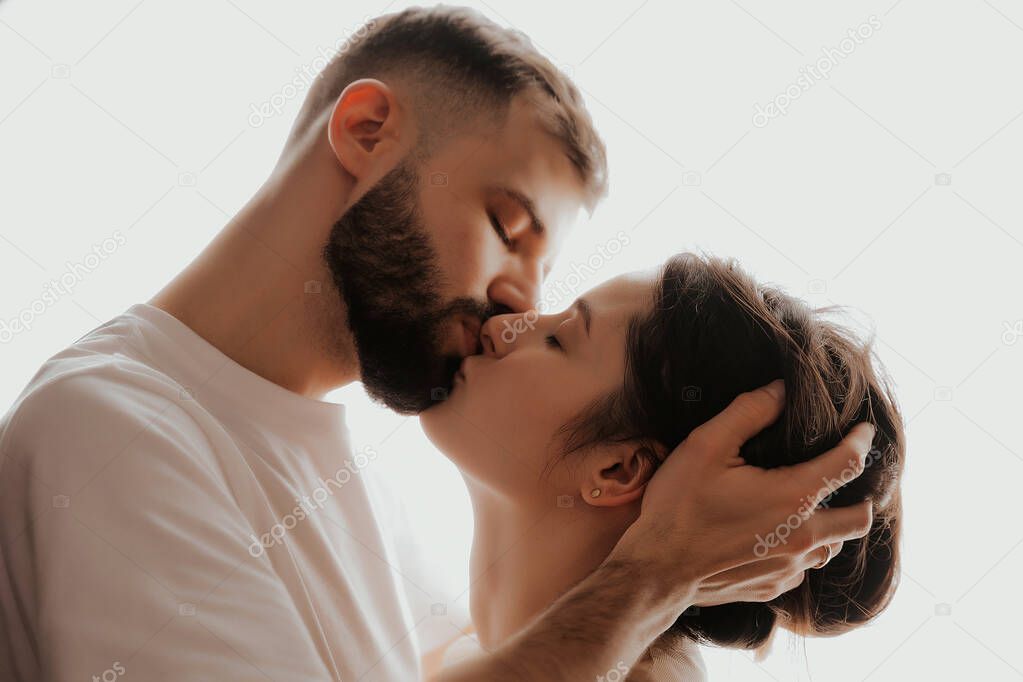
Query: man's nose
487 262 543 315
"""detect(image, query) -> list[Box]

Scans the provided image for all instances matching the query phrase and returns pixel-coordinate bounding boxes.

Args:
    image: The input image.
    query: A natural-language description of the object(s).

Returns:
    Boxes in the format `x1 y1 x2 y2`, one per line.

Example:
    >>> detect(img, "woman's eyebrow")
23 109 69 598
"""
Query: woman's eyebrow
573 297 592 337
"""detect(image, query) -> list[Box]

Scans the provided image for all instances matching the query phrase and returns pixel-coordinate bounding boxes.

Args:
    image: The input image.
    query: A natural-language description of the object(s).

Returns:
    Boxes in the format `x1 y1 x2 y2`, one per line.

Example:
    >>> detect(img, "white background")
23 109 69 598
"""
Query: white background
2 0 1022 679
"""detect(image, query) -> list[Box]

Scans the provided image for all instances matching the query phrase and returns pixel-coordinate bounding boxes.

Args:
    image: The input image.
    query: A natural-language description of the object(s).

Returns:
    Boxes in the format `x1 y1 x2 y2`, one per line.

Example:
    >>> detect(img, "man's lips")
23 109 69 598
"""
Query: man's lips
455 356 471 383
459 318 483 358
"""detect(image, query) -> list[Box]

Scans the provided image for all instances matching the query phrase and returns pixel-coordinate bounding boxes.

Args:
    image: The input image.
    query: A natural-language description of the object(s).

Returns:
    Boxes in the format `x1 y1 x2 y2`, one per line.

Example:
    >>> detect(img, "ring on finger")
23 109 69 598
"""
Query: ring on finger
813 544 833 570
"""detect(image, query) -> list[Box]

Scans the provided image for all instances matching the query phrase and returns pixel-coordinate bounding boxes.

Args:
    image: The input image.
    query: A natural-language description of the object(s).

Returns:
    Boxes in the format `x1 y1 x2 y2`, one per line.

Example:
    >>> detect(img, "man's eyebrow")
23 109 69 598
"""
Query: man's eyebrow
495 187 546 237
573 297 592 337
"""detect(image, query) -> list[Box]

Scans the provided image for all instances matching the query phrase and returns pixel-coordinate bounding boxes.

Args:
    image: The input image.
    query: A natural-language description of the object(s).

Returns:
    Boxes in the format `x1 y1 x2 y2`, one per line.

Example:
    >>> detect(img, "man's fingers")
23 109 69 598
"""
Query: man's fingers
806 499 873 548
795 422 876 506
689 379 786 459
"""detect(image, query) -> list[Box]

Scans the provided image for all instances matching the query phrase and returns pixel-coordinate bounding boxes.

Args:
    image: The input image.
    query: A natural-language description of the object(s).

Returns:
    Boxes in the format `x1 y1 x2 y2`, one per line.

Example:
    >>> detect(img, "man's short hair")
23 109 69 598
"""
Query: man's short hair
291 5 608 207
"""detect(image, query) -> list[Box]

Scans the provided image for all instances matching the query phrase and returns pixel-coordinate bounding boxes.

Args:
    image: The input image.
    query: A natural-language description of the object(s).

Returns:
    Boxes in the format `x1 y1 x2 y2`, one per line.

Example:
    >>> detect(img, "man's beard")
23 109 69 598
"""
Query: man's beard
323 161 491 414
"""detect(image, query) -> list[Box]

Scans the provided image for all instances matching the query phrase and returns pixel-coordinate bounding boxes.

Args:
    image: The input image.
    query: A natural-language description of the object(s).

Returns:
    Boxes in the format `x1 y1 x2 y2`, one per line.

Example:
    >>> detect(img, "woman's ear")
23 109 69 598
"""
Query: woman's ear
580 442 663 508
326 78 406 182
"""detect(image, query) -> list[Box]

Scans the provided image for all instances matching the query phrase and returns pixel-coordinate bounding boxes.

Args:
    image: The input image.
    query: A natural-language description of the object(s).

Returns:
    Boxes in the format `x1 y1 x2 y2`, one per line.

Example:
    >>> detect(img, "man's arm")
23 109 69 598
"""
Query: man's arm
436 380 876 681
440 556 677 681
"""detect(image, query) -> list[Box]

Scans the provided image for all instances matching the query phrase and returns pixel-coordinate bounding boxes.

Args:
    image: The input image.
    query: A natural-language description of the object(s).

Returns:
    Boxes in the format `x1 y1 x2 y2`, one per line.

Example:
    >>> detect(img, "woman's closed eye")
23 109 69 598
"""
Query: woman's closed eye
544 334 563 351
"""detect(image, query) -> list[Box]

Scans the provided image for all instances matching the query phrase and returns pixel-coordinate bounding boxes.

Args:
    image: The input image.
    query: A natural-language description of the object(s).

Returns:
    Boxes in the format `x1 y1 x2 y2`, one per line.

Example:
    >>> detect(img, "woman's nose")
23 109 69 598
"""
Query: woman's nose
480 310 541 358
479 322 500 357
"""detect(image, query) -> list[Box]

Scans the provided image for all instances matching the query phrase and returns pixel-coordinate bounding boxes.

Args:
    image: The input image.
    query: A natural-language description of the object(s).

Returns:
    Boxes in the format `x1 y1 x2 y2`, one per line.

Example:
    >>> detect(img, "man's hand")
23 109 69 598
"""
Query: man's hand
439 379 876 681
613 379 875 608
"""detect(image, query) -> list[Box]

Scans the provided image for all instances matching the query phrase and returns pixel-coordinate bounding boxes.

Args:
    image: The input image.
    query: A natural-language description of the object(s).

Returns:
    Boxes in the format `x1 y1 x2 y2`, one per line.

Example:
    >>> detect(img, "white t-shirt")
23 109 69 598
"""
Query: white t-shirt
0 304 439 681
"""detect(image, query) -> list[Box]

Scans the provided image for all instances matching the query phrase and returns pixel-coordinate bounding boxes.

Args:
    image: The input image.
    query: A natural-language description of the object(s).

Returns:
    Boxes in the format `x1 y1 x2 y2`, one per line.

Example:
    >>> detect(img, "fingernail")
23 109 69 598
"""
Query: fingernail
764 379 785 399
858 423 875 464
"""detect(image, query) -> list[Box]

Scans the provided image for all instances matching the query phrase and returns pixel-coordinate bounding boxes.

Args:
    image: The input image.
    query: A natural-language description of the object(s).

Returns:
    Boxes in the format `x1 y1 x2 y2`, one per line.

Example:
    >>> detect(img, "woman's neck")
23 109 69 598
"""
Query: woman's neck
464 481 638 649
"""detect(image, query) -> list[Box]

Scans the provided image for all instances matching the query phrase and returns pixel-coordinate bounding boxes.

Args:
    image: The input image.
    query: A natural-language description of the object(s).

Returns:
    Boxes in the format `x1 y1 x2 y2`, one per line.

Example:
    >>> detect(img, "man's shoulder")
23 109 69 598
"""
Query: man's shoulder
1 340 214 479
6 339 187 422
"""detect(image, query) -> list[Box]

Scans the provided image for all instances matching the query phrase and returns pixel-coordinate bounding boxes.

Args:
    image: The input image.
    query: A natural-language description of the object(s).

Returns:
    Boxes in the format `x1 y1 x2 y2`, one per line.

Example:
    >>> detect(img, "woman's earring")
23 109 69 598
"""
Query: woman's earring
589 488 602 498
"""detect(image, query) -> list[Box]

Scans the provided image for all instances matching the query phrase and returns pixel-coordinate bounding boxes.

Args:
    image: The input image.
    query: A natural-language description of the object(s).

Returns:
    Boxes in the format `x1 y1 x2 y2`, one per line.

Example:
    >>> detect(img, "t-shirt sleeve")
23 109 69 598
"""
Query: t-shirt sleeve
0 371 331 681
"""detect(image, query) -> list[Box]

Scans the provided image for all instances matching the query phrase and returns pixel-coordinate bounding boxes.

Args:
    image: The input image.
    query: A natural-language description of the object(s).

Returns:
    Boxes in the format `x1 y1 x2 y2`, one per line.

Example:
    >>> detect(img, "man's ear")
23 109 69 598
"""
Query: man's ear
581 442 664 508
326 78 406 182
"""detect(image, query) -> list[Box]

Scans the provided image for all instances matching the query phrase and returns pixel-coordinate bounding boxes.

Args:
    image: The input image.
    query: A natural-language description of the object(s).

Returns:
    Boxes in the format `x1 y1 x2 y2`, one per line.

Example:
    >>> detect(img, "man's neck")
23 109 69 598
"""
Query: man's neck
150 144 359 398
465 482 637 649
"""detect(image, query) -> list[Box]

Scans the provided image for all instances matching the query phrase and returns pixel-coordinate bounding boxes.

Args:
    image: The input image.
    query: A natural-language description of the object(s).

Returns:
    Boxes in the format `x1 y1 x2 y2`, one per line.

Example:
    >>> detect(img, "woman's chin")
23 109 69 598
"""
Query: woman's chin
419 396 464 457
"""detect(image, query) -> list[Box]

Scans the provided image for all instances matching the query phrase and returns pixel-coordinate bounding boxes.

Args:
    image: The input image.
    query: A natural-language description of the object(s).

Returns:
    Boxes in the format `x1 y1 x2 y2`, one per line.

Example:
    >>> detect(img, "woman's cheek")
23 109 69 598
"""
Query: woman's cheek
475 366 547 429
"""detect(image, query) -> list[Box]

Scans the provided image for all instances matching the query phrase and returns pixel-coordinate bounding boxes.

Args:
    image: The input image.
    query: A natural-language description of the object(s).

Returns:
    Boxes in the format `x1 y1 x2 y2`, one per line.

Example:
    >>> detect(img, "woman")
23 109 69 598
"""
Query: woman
420 252 905 679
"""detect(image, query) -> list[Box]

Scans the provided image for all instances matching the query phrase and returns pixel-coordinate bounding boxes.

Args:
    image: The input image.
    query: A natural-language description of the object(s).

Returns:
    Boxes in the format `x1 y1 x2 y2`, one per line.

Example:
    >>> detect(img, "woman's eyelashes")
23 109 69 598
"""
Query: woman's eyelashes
544 334 563 351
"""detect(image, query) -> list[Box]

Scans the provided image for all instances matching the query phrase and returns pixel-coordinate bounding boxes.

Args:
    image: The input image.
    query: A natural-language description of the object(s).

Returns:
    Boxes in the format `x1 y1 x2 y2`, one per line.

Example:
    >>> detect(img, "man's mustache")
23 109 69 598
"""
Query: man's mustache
432 296 507 333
